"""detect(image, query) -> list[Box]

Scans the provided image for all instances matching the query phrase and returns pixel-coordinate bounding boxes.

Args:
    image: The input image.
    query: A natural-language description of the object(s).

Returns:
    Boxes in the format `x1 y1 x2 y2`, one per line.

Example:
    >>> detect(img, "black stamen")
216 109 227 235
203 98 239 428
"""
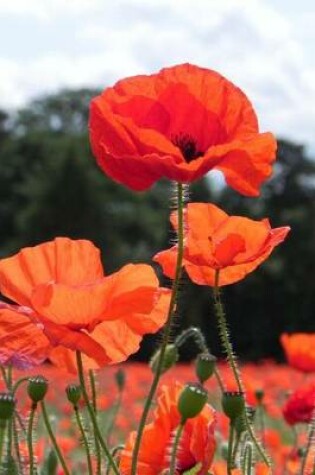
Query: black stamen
172 134 203 163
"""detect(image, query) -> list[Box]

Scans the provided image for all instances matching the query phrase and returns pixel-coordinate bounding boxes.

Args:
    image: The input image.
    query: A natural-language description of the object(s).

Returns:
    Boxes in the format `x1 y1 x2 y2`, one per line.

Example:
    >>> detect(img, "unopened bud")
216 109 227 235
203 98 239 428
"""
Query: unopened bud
150 344 179 375
0 393 15 422
27 376 48 403
195 353 216 384
66 384 82 406
222 391 245 422
115 369 126 392
255 388 264 403
178 383 208 422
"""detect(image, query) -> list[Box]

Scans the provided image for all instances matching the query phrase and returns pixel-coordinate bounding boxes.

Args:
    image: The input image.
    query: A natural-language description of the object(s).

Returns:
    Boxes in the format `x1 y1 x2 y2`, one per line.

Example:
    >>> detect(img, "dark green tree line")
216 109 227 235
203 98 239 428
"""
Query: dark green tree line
0 89 314 360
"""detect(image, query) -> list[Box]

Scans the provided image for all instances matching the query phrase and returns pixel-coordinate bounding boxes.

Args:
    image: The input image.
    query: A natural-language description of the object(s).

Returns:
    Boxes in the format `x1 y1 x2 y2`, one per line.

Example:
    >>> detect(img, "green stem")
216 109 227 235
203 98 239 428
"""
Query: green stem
130 182 185 475
40 401 70 475
213 271 271 469
169 422 184 475
27 403 37 475
74 406 93 475
13 417 23 474
300 413 315 475
227 423 235 475
89 370 101 475
0 422 6 467
76 351 120 475
12 377 29 396
174 326 225 392
231 430 241 467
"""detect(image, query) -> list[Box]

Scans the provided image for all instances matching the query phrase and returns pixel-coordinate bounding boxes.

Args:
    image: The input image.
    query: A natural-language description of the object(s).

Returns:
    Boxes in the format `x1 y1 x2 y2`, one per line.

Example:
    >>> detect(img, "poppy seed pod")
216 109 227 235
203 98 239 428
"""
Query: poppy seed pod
0 393 15 423
222 391 245 422
150 344 179 375
195 353 217 384
177 383 208 422
66 384 82 406
27 376 48 403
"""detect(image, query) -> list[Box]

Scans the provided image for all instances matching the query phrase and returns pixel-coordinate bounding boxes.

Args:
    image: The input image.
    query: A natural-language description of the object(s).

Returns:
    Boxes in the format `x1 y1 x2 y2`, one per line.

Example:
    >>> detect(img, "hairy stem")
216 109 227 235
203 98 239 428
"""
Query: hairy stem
74 406 93 475
130 182 185 475
169 423 184 475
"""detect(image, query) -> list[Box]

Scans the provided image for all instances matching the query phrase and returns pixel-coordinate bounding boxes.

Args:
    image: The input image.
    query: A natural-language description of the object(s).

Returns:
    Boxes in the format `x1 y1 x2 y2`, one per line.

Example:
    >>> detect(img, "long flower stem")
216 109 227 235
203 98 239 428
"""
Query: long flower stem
300 412 315 475
227 423 235 475
27 403 37 475
40 401 70 475
76 351 120 475
130 182 185 475
89 370 101 475
74 406 93 475
213 271 271 469
169 422 184 475
0 423 6 467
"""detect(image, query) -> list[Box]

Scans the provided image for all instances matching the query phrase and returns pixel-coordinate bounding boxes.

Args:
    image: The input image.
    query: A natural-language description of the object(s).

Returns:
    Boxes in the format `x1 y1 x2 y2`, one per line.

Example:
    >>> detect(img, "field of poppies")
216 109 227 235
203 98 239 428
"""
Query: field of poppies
0 63 314 474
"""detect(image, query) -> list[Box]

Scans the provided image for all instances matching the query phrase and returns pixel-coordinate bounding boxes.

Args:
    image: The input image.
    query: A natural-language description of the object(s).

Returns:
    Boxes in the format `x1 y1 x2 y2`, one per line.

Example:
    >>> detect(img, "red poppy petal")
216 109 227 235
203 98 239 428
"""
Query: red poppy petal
0 238 103 306
0 308 50 369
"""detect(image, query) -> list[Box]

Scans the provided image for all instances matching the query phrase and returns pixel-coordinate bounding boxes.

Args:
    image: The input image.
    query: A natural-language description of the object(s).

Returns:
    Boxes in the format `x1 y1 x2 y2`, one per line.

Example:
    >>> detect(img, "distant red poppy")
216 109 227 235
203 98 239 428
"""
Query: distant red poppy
89 63 276 195
0 306 51 369
283 383 315 425
280 333 315 373
119 382 216 475
154 203 290 286
0 238 171 367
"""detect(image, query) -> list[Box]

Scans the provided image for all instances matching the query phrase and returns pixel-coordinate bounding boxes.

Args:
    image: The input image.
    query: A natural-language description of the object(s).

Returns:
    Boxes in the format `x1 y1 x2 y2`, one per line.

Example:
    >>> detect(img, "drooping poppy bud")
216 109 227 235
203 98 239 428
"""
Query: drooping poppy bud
115 368 126 392
255 388 264 403
177 383 208 422
150 344 179 375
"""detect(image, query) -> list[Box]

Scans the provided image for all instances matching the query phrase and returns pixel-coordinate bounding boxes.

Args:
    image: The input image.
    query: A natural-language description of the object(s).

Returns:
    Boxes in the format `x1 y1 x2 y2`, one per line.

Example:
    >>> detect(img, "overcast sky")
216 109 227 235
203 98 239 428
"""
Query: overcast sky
0 0 314 149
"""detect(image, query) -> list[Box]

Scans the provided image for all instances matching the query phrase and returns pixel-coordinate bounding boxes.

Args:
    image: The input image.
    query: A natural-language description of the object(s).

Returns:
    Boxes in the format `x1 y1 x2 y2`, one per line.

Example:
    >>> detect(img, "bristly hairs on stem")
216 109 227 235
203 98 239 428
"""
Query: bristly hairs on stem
300 409 315 475
213 271 271 470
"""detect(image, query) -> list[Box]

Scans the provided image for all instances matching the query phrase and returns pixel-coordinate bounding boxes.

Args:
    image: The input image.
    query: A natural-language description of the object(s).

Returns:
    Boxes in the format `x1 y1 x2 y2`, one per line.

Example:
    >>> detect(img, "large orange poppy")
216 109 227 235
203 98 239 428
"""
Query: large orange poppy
119 382 216 475
0 238 171 367
154 203 290 286
89 63 276 195
280 333 315 373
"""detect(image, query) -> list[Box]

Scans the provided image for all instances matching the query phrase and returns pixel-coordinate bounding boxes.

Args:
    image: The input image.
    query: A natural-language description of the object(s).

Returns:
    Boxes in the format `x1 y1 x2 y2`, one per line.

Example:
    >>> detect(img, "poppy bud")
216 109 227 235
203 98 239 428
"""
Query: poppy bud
0 393 15 423
255 388 264 403
27 376 48 403
222 391 245 422
150 344 179 375
195 353 217 384
115 369 126 392
66 384 82 406
177 383 208 422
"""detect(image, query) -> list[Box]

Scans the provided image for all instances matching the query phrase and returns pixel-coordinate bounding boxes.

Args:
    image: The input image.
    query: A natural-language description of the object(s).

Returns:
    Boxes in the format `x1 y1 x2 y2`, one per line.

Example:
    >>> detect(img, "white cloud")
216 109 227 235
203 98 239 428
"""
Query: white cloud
0 0 314 147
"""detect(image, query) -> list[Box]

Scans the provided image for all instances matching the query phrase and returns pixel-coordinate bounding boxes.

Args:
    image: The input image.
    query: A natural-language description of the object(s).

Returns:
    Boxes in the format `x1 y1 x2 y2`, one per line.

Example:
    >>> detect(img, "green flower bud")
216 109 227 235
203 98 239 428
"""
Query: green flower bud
0 393 15 421
27 376 48 403
66 384 82 406
115 369 126 392
150 344 179 375
255 388 264 403
221 391 245 422
195 353 217 384
177 383 208 422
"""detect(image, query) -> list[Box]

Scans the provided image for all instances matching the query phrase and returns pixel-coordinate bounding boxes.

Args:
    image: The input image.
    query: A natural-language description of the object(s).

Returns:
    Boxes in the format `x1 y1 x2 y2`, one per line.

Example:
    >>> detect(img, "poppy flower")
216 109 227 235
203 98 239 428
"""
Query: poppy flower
282 383 315 425
154 203 290 286
280 333 315 373
0 238 171 368
119 382 216 475
89 63 276 195
0 306 51 369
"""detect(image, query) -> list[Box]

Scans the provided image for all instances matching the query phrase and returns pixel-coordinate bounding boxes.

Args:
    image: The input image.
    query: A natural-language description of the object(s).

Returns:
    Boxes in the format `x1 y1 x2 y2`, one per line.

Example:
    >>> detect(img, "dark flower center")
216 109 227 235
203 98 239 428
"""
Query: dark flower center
172 134 203 163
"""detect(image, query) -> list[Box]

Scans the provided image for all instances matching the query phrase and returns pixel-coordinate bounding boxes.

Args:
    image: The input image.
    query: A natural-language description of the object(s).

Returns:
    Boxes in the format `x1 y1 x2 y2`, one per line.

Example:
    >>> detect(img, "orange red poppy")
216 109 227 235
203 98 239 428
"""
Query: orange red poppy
119 382 216 474
281 333 315 373
90 63 276 195
0 238 171 371
154 203 290 286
